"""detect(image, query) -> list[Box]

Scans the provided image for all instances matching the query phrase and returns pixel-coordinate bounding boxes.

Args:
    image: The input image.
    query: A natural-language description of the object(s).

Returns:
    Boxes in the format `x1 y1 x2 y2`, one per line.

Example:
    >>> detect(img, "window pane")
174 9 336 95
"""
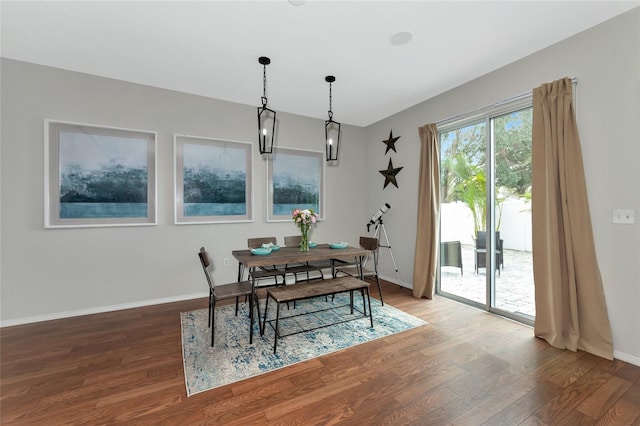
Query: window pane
439 121 486 305
492 108 535 318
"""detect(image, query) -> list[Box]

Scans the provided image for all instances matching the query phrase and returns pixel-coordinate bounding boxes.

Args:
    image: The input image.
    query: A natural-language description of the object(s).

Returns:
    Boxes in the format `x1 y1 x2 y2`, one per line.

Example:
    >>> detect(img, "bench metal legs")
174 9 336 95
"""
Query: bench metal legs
249 280 262 344
263 288 374 354
274 300 281 354
261 293 281 354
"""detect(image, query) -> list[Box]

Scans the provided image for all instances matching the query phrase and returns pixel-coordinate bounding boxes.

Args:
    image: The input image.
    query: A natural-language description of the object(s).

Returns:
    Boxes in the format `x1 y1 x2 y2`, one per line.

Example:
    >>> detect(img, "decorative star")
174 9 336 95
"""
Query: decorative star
382 130 400 154
379 158 404 189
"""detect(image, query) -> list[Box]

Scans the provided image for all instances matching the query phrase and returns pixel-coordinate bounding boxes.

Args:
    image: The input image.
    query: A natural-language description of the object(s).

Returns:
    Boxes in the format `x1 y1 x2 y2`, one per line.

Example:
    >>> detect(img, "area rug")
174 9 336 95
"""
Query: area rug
181 293 427 396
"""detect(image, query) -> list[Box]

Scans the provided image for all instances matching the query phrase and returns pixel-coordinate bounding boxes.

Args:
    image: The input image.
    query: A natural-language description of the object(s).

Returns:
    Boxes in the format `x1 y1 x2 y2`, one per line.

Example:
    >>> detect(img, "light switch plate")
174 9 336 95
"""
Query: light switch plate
613 209 635 224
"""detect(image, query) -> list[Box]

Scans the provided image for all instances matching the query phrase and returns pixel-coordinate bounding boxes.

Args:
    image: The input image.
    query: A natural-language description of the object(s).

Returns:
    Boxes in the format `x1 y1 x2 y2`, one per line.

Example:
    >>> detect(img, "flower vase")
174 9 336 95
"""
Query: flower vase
300 225 310 252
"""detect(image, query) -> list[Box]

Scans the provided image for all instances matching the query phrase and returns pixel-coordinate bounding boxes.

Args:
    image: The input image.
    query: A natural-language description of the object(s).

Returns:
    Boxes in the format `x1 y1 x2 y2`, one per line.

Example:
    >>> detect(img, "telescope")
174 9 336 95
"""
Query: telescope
367 203 391 231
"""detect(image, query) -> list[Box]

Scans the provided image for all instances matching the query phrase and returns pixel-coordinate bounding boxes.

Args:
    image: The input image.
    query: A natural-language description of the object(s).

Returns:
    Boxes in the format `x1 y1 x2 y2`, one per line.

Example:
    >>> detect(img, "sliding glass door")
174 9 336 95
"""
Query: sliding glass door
439 121 486 306
437 99 535 325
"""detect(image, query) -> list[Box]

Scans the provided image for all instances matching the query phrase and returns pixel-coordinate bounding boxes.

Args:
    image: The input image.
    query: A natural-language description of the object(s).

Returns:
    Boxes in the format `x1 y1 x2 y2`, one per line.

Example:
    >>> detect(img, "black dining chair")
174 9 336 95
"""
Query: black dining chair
246 237 287 288
333 236 384 305
282 235 327 283
198 247 255 346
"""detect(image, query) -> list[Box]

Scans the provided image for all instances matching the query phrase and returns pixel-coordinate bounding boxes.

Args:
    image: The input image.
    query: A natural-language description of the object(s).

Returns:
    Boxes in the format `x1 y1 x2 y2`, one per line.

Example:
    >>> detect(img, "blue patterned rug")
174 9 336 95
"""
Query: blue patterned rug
181 293 427 396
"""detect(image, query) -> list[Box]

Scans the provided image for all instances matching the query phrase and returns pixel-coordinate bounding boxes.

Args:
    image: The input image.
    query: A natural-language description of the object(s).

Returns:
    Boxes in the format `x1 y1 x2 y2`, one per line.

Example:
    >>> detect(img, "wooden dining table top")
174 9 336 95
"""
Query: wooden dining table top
231 244 368 268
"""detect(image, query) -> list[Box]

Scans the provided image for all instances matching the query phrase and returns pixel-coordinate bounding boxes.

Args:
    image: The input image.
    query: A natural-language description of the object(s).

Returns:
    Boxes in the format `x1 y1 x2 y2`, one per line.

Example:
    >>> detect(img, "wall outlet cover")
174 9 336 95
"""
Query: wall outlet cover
612 209 635 224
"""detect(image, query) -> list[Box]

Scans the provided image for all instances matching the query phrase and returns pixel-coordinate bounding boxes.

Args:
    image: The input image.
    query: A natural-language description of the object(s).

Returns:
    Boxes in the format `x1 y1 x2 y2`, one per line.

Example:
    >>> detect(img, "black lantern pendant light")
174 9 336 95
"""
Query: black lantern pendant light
257 56 276 154
324 75 341 161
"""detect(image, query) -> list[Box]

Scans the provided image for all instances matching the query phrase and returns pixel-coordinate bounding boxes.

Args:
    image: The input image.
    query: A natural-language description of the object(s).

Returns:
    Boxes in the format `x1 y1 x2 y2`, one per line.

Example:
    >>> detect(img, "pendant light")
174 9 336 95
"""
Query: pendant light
324 75 341 161
257 56 276 154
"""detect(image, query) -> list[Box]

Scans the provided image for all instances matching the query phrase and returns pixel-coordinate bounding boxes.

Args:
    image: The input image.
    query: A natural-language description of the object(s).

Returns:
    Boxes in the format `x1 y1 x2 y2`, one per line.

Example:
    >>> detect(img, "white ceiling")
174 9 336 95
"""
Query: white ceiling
2 1 638 127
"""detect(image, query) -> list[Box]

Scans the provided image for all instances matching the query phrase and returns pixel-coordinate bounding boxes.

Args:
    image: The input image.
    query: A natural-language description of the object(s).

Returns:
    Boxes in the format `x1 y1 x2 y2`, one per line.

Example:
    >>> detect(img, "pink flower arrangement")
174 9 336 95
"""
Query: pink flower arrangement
291 208 319 228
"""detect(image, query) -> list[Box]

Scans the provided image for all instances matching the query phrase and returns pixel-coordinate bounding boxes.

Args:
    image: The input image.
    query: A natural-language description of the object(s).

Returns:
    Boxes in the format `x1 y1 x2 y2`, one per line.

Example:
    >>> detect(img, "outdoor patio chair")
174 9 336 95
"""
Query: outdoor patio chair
198 247 255 346
441 240 463 275
474 231 503 275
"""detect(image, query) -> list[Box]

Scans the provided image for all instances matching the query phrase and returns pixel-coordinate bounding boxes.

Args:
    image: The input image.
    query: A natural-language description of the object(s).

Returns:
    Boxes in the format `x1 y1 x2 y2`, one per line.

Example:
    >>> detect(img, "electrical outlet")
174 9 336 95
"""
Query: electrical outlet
612 209 635 224
223 258 230 266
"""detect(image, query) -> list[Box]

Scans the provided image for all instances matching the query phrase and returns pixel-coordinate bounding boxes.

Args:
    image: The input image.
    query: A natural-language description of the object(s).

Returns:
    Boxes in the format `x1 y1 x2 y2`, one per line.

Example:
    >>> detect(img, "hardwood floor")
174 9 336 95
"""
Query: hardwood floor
2 281 639 425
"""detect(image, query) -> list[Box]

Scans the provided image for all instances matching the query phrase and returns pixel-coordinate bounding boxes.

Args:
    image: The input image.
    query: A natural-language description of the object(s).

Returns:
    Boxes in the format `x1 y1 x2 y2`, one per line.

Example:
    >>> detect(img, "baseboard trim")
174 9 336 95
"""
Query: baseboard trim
614 350 640 367
0 292 208 328
379 274 411 289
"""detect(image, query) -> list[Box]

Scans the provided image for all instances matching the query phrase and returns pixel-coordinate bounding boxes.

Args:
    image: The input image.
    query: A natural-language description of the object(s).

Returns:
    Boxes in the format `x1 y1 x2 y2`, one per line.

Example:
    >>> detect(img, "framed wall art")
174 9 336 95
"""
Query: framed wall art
45 120 157 228
174 134 253 224
266 147 325 222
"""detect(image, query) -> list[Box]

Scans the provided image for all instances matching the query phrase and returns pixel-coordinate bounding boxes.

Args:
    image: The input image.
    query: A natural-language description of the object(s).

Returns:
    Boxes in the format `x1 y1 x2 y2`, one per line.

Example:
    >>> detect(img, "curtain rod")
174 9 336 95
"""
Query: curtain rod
435 77 578 128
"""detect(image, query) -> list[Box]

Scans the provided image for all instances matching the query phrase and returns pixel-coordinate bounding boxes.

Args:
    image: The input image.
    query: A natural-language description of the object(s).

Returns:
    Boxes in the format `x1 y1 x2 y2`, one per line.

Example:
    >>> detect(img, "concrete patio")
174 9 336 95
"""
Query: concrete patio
439 244 535 318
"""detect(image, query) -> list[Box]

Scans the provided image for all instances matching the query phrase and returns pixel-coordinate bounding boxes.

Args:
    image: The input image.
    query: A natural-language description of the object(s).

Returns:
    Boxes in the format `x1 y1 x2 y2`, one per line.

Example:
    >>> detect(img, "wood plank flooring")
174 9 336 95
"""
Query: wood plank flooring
2 282 639 425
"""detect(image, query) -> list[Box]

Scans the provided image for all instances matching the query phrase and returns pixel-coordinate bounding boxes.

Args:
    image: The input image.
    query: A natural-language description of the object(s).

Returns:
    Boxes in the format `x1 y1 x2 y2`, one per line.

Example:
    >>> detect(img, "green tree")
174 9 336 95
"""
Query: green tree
440 123 485 203
494 109 532 195
451 153 486 235
441 123 487 235
440 108 532 235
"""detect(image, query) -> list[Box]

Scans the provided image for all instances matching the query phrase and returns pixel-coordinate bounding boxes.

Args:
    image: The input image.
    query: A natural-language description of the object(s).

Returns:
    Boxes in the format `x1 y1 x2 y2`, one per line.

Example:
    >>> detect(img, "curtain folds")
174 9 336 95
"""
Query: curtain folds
412 124 440 299
531 78 613 359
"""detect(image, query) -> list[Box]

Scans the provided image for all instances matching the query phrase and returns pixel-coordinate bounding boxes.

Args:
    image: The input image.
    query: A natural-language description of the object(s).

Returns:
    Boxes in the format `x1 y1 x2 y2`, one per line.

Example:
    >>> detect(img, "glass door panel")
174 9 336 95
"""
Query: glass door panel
438 104 535 325
439 121 487 307
492 108 535 320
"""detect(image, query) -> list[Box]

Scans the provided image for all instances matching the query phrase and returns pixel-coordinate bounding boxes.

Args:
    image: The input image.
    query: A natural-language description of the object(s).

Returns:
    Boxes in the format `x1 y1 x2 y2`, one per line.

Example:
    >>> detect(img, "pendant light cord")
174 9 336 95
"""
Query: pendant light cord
328 81 333 120
261 64 268 107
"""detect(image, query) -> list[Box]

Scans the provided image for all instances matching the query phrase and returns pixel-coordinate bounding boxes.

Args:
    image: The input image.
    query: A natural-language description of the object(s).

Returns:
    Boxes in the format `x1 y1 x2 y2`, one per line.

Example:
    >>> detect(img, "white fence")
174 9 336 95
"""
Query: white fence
440 198 532 252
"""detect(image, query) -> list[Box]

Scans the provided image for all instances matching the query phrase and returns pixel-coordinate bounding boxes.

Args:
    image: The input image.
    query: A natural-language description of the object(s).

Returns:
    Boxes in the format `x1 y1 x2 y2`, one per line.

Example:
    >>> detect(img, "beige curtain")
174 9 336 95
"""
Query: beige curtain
532 78 613 360
412 124 440 299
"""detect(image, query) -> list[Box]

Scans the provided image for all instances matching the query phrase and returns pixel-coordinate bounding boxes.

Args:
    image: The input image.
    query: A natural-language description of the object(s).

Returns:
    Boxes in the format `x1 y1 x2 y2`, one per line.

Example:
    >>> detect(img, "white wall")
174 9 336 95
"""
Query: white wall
0 59 367 323
365 9 640 364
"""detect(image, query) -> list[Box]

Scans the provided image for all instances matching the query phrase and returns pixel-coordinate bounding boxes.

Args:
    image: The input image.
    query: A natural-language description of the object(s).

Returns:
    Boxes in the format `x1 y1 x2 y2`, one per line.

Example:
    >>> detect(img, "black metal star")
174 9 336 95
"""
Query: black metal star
379 158 404 189
382 130 400 154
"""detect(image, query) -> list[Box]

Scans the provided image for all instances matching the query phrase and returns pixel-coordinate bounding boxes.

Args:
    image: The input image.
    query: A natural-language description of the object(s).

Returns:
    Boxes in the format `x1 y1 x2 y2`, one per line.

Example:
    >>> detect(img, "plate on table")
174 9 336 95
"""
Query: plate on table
251 247 272 256
309 242 318 248
329 242 348 249
267 244 281 251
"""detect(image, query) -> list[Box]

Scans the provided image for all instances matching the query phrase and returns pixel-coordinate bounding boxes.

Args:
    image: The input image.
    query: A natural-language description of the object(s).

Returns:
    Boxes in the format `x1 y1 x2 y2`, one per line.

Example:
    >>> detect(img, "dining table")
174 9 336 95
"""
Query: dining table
231 243 369 283
231 243 370 335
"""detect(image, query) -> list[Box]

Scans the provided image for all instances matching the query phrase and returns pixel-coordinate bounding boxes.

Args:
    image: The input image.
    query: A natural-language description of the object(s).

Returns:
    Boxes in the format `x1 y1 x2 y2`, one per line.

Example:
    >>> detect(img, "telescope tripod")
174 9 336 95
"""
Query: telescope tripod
370 218 400 283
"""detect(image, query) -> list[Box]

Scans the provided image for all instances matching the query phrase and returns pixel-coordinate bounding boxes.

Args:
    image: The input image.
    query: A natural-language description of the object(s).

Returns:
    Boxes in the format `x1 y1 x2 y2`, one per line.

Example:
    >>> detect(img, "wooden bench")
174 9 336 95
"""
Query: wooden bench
262 276 374 353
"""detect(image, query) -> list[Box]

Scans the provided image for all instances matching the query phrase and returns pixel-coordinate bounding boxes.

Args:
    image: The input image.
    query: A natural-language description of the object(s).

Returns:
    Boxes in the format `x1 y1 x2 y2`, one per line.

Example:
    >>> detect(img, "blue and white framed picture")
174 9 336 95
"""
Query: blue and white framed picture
45 120 157 228
267 147 325 222
174 134 253 224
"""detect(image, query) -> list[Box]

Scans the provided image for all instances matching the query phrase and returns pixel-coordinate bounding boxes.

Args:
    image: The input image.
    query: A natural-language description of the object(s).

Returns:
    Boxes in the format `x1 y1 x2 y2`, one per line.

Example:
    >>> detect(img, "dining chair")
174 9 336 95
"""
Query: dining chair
246 237 286 287
333 236 384 305
198 247 255 347
283 235 327 283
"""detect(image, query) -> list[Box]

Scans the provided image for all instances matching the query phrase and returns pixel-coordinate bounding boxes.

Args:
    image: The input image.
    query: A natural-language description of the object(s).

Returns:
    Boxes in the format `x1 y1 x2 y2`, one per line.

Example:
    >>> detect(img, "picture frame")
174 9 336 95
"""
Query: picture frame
174 134 253 224
266 147 325 222
45 120 157 228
